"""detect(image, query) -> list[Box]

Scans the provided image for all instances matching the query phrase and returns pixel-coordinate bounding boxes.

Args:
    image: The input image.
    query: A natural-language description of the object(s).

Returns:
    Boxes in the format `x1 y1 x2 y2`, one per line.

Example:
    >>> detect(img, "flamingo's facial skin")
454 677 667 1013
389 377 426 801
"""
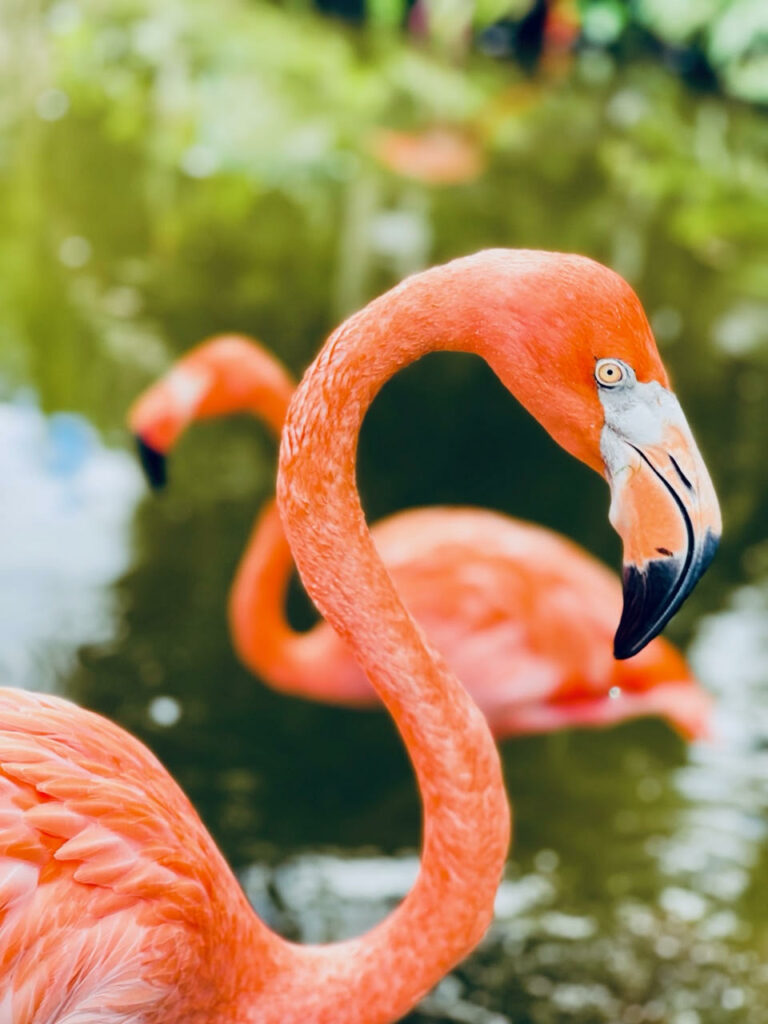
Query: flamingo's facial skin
596 358 721 659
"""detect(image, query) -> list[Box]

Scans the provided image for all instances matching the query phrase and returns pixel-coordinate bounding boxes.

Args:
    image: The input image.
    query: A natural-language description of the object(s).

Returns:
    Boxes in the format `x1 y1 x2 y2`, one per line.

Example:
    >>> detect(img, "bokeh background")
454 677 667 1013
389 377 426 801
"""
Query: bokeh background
1 1 768 1021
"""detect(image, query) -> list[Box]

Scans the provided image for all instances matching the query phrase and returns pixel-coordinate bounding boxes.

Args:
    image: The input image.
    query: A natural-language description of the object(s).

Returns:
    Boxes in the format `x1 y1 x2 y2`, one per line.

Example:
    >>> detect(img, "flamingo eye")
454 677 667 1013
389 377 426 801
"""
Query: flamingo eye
595 360 625 387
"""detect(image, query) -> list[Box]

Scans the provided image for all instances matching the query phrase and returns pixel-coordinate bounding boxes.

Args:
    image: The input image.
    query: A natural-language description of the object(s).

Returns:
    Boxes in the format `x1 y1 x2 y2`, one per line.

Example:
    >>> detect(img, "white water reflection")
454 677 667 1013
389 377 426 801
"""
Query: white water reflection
0 397 143 691
242 852 553 947
241 837 768 1022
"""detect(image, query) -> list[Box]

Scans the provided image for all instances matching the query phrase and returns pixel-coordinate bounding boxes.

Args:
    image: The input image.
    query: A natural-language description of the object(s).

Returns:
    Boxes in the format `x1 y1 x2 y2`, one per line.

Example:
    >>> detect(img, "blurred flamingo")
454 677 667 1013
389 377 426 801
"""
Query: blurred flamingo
129 333 713 740
370 127 485 186
0 251 718 1020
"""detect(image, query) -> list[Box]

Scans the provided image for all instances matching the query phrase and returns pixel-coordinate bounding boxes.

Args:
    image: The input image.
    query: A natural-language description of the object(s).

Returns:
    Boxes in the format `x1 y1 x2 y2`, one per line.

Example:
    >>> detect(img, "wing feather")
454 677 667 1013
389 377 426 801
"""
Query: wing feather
0 688 253 1022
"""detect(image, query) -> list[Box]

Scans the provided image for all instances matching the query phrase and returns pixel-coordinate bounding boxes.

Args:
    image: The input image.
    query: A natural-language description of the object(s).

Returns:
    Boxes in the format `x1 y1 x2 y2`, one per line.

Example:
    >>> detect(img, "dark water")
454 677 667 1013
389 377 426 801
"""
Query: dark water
1 2 768 1021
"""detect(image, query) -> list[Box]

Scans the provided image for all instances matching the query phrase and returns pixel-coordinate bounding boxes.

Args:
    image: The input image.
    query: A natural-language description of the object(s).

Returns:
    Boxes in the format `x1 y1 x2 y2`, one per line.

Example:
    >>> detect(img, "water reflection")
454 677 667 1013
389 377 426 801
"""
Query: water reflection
0 398 143 690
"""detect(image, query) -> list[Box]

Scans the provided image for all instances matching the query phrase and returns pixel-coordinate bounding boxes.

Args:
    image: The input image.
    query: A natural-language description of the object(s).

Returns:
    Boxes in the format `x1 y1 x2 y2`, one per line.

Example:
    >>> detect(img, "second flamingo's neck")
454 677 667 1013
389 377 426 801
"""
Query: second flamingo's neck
230 499 373 702
260 259 518 1024
161 336 313 692
139 334 366 702
195 341 359 699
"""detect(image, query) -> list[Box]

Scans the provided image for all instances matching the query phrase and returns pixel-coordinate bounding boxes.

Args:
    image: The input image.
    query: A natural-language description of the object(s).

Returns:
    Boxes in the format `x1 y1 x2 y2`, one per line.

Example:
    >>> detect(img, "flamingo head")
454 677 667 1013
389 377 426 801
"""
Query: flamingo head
595 357 720 658
480 251 721 659
127 334 293 492
127 357 213 490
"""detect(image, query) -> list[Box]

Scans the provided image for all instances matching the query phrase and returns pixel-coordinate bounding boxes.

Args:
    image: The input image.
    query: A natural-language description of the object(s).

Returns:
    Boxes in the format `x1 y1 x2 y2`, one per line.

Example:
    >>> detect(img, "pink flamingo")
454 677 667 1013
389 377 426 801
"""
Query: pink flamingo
129 334 712 739
0 251 718 1020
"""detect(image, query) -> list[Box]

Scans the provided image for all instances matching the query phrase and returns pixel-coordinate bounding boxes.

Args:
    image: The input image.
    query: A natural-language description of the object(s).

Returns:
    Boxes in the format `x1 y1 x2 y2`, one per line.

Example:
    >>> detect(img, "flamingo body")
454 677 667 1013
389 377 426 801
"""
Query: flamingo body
0 680 501 1024
0 688 257 1023
131 336 711 740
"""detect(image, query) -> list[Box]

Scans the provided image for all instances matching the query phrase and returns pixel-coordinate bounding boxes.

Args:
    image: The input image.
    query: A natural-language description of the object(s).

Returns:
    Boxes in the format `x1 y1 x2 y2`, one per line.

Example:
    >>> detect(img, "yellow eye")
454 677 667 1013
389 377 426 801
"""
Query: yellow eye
596 360 625 387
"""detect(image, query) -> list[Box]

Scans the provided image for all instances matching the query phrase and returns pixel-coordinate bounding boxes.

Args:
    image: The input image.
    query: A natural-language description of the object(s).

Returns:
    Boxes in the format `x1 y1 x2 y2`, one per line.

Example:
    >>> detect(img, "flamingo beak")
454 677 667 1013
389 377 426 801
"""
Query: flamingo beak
134 436 168 490
600 376 721 660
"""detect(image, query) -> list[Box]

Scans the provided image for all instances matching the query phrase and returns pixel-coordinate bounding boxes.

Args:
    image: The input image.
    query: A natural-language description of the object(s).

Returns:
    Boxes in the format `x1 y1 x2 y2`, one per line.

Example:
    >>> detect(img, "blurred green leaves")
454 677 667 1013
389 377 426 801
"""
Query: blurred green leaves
617 0 768 103
635 0 724 46
0 0 766 448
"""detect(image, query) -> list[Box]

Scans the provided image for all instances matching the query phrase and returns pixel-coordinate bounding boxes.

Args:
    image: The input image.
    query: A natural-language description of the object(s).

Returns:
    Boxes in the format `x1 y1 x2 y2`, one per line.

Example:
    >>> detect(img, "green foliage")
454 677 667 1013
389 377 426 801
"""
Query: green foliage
0 0 765 437
590 0 768 103
706 0 768 102
473 0 532 30
634 0 726 46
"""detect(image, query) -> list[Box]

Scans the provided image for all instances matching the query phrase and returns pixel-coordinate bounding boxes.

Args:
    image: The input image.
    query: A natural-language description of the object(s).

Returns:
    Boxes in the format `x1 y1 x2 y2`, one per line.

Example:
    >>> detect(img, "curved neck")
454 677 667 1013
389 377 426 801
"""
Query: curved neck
170 337 314 688
230 500 373 702
157 336 358 701
262 261 514 1024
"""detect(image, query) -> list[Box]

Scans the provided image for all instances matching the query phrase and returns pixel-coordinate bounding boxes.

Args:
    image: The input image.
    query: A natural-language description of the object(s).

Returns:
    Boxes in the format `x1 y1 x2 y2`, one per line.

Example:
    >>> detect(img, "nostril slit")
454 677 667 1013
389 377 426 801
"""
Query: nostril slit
656 547 673 557
669 454 693 491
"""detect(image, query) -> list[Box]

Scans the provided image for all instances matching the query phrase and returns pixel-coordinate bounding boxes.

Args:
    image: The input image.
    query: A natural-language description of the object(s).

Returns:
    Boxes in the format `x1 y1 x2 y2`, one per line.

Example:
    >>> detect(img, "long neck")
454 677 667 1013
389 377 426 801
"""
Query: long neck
209 347 334 696
231 499 373 702
229 500 296 679
168 337 358 700
175 337 313 687
256 262 514 1024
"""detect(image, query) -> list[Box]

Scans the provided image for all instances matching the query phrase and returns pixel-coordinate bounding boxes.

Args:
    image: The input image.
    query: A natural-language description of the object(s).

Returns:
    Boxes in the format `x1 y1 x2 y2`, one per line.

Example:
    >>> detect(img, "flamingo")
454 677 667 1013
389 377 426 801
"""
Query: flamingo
129 334 712 739
0 250 719 1021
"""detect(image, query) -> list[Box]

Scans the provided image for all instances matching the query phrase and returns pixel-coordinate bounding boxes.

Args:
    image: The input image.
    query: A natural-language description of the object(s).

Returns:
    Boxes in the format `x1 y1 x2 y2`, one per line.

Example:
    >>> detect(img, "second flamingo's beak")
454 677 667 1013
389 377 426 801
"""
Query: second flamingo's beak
597 362 721 659
135 436 168 491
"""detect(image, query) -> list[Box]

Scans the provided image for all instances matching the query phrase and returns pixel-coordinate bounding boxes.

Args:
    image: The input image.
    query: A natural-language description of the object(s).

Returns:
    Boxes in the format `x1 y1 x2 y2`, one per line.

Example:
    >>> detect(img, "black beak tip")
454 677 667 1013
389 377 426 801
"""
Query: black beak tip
614 627 648 661
613 558 681 660
613 530 720 661
135 436 168 491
